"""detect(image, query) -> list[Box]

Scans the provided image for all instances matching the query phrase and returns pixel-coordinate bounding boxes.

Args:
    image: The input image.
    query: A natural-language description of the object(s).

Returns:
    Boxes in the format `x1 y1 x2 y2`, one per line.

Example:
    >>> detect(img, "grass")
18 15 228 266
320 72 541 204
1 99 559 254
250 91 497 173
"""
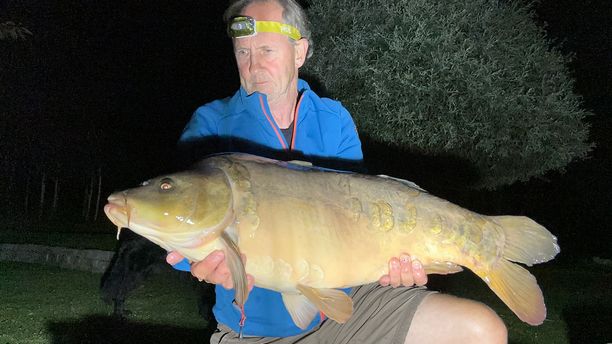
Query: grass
0 262 210 344
1 259 610 343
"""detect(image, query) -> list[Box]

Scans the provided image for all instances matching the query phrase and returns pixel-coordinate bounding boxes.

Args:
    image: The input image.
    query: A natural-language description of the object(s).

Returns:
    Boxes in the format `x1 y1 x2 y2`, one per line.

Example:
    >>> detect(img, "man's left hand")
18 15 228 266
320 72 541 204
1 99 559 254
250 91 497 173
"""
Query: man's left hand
378 253 427 288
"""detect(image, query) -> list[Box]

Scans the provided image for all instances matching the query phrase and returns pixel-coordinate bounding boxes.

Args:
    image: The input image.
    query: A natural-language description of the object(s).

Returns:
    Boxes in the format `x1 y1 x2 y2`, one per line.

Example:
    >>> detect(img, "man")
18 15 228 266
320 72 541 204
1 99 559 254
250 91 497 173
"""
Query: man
167 0 508 343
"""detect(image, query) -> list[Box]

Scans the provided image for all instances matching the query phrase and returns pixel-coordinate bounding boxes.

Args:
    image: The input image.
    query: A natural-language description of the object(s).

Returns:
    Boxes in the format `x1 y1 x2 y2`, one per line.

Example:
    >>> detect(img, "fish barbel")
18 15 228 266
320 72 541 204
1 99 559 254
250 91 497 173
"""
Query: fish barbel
104 153 559 329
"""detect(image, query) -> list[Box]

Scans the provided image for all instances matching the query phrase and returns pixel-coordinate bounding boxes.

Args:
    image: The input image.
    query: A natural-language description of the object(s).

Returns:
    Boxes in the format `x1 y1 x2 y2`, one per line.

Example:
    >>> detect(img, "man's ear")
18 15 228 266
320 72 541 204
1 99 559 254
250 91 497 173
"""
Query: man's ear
294 38 309 68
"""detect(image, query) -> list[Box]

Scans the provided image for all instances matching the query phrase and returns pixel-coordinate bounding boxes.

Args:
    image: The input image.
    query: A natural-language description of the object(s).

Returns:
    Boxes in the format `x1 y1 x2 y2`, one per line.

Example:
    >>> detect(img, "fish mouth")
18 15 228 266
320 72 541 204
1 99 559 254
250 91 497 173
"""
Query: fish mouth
104 192 130 238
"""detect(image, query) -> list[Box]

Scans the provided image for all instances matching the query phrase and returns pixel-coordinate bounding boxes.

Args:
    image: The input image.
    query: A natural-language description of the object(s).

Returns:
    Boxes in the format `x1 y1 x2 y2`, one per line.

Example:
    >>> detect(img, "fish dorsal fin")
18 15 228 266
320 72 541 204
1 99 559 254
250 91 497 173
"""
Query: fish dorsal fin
288 160 313 167
220 231 249 307
296 284 353 324
423 261 464 275
281 293 319 330
377 175 427 193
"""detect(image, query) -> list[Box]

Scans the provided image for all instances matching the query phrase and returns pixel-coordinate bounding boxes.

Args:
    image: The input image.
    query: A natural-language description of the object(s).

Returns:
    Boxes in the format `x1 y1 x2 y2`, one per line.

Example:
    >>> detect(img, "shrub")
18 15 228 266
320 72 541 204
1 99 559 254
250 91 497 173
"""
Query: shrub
305 0 592 188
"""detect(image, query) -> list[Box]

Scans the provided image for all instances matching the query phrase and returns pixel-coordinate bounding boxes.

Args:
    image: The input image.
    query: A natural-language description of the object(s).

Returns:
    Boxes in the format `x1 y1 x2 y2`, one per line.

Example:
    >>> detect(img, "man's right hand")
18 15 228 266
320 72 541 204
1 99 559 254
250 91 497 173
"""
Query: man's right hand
166 250 254 291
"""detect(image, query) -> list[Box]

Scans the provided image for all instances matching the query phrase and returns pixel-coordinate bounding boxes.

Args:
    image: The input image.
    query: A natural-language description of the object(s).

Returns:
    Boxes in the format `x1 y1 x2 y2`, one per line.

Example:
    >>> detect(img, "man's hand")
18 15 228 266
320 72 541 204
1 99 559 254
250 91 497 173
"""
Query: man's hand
166 250 255 291
378 254 427 288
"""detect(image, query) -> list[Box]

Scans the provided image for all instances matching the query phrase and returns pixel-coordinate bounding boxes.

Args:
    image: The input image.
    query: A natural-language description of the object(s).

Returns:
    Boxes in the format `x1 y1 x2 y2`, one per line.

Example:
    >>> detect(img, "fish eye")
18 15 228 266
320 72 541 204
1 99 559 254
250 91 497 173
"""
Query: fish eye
159 178 174 191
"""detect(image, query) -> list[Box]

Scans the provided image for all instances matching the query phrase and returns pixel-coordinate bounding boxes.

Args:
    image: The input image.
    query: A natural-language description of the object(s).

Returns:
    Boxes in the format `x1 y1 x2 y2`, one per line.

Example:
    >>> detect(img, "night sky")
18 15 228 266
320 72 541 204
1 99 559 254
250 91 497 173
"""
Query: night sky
3 2 238 182
1 1 611 256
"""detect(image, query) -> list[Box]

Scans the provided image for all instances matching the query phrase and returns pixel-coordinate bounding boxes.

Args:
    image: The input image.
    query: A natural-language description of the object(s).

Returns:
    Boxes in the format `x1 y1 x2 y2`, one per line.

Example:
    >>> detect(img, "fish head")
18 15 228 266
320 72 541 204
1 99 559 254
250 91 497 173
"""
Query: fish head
104 167 233 252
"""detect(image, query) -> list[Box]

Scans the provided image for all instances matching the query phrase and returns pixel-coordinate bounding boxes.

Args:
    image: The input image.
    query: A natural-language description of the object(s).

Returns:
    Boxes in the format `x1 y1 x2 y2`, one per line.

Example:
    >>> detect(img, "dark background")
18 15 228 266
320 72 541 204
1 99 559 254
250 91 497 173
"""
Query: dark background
1 1 610 258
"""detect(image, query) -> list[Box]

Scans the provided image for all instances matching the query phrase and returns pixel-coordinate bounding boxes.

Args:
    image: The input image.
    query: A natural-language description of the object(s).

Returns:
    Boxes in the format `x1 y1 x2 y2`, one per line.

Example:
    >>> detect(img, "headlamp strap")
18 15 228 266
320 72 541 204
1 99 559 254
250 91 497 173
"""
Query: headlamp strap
256 21 301 40
229 16 302 41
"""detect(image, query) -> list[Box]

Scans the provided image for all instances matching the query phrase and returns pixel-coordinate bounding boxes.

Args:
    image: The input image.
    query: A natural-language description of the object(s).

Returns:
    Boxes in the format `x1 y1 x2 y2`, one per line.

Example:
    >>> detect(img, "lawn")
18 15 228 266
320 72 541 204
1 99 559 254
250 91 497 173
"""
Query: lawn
1 255 610 343
0 261 210 344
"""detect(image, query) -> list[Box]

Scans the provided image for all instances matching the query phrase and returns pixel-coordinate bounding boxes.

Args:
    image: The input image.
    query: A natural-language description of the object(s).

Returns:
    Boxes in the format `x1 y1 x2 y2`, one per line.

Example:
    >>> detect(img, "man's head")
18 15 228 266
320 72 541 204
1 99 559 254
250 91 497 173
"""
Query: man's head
224 0 313 58
224 0 312 105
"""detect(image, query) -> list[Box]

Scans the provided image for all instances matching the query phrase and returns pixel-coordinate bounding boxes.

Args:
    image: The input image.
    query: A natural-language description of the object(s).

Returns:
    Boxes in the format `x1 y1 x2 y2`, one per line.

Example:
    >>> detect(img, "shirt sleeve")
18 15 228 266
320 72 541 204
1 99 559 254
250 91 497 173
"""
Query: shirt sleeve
176 105 222 167
178 105 219 144
336 106 365 171
172 258 192 272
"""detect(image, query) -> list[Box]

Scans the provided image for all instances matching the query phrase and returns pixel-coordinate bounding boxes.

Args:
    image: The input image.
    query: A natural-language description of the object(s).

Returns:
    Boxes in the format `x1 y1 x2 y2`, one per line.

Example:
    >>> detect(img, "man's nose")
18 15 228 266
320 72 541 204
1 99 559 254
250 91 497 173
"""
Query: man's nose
249 52 261 73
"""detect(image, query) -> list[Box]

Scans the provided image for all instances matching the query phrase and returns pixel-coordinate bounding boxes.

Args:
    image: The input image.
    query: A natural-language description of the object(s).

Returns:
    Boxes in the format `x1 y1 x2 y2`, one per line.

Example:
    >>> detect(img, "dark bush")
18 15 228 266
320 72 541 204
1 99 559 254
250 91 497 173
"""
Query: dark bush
305 0 592 188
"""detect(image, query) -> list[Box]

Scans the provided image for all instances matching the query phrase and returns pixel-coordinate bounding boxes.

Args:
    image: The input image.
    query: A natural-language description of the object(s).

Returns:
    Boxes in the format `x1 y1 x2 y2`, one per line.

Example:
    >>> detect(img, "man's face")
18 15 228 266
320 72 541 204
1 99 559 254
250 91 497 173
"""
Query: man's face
233 1 306 105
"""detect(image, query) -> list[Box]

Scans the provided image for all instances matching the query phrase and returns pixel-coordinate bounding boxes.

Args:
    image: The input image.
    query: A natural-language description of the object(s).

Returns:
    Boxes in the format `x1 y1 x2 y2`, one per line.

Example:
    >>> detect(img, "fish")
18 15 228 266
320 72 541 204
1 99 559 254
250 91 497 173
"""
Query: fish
104 153 559 330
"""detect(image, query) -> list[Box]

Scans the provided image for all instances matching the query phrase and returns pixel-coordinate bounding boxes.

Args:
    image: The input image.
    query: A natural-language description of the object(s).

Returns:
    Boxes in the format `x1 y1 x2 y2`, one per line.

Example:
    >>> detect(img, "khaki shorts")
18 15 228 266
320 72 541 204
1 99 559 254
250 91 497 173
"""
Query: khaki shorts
210 284 436 344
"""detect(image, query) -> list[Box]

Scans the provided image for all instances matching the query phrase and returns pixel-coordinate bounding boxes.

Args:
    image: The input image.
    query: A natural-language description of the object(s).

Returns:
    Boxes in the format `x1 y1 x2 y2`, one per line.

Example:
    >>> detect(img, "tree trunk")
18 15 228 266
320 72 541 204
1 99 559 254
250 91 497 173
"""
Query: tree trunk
82 182 89 219
52 178 59 216
82 174 93 220
24 174 29 215
93 167 102 221
38 172 46 219
5 164 15 210
85 172 94 221
10 164 16 207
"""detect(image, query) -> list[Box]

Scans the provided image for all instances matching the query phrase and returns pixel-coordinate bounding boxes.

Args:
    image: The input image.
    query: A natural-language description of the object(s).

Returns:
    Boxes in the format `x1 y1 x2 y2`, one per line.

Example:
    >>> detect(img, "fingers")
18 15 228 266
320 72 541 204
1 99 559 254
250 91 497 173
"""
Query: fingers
166 251 185 265
378 274 391 287
246 274 255 292
191 250 227 285
399 254 415 287
389 257 402 288
191 251 256 295
381 254 428 288
411 258 428 286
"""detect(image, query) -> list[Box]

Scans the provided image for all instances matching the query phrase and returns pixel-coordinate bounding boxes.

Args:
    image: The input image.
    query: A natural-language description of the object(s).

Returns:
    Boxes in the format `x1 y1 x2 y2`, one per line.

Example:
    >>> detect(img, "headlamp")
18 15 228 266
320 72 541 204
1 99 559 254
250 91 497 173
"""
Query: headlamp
228 16 302 41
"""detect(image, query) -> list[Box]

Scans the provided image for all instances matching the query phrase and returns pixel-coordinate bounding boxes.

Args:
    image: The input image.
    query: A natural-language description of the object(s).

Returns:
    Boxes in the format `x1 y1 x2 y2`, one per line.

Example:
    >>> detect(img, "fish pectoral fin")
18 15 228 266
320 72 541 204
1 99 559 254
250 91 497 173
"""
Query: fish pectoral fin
281 293 319 330
220 231 248 307
423 261 464 275
296 284 353 324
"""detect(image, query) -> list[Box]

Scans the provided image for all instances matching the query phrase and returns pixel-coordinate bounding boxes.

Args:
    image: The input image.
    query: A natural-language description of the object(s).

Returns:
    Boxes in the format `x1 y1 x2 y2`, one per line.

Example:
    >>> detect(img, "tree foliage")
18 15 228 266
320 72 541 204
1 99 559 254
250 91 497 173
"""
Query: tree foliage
305 0 592 188
0 21 32 41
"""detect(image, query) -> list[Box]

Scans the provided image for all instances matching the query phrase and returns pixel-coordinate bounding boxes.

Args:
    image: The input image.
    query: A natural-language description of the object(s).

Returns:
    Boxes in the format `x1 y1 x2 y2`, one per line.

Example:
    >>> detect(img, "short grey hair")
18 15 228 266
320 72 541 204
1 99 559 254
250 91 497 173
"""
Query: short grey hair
223 0 314 59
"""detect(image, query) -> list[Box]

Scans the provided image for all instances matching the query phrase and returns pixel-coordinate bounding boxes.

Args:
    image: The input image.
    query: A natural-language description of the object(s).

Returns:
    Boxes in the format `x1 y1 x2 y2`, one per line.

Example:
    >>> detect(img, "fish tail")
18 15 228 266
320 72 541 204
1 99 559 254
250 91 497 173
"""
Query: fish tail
476 259 546 325
492 215 560 266
475 215 560 325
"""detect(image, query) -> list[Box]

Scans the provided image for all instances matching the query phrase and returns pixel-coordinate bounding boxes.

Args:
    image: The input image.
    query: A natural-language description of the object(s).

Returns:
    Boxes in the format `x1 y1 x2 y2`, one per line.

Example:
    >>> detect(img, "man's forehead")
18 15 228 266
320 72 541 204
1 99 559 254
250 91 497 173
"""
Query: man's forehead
242 1 284 22
233 33 288 48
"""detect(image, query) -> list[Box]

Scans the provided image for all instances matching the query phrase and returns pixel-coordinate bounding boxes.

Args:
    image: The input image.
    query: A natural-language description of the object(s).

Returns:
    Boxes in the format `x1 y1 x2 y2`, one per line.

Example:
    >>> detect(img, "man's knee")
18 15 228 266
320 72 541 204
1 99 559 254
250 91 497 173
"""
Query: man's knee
466 303 508 343
406 294 507 344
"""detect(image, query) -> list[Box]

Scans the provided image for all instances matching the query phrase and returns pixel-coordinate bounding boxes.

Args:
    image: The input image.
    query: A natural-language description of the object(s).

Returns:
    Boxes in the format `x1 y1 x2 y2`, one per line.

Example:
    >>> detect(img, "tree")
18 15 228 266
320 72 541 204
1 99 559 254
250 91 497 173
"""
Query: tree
0 21 31 41
305 0 592 189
